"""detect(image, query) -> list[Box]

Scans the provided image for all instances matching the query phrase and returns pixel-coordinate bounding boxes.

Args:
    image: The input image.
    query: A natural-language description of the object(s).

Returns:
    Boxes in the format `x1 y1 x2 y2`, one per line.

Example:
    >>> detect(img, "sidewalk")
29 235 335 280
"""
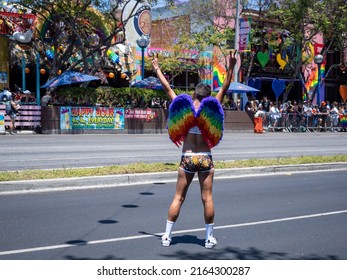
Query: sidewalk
1 162 347 195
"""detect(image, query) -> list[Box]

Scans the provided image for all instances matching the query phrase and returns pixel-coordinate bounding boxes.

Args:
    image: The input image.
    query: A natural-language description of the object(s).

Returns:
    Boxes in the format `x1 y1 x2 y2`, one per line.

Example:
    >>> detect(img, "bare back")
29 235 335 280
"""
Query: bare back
182 133 210 152
182 99 211 153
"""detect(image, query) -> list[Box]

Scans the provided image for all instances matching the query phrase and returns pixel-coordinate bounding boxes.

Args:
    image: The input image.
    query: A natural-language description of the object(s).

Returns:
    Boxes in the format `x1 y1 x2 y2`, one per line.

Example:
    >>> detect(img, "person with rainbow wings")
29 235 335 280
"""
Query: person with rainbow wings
152 51 237 249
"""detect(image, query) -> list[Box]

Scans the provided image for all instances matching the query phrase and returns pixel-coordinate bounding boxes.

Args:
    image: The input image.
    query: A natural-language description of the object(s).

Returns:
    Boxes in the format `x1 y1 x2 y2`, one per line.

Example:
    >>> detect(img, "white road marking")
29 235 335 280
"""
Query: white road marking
0 209 346 256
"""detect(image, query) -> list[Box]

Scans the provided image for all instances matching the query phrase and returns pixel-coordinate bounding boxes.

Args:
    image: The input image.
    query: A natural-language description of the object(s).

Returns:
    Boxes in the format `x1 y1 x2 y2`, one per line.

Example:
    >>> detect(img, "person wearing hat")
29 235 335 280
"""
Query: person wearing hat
0 87 12 102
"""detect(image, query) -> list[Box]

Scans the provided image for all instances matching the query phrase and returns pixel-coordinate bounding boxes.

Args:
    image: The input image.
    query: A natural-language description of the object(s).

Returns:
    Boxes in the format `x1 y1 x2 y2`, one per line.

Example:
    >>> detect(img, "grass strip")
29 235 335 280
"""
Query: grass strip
0 155 347 182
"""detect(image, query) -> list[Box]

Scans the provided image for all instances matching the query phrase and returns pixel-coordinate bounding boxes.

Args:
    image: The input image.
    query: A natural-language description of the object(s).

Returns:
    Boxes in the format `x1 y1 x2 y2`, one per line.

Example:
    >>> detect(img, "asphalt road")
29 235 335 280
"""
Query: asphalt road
0 170 346 260
1 132 347 171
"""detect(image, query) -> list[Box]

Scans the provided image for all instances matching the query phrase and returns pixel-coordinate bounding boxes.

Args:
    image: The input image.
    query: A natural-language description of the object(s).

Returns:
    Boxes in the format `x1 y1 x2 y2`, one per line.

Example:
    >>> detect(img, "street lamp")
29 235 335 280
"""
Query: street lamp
136 34 150 80
314 54 324 105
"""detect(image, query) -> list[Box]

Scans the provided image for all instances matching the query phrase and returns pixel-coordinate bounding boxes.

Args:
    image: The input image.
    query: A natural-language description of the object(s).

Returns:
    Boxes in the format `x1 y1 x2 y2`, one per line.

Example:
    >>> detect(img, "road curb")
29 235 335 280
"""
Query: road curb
1 162 347 194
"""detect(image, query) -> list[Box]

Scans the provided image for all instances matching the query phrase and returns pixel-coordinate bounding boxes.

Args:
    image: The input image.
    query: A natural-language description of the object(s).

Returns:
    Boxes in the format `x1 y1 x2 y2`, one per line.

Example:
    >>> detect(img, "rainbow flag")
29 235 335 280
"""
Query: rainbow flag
304 63 325 101
340 115 347 128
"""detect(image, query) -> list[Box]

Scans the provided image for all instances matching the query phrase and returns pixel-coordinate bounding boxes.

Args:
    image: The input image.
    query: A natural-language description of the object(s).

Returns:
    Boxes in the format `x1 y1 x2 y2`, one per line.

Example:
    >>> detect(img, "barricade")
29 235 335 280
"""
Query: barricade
261 112 347 132
0 104 41 132
254 116 263 133
261 112 289 132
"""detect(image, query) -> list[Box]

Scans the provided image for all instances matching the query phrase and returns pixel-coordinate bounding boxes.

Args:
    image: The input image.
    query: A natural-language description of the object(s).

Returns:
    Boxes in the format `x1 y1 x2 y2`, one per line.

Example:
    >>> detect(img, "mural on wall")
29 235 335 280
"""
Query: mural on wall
122 0 151 45
199 51 213 86
145 47 211 85
213 57 227 90
212 48 236 90
304 43 325 102
121 1 151 81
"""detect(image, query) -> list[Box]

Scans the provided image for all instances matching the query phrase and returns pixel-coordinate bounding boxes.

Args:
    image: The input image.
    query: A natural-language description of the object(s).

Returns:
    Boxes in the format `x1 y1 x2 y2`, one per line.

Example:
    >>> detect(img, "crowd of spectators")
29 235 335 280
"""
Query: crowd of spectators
228 95 347 132
9 89 36 104
3 86 347 132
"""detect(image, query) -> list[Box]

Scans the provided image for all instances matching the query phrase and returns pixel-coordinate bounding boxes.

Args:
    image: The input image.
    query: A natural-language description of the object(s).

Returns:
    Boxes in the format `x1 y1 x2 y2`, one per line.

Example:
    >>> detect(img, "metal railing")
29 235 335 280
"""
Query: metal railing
259 112 347 132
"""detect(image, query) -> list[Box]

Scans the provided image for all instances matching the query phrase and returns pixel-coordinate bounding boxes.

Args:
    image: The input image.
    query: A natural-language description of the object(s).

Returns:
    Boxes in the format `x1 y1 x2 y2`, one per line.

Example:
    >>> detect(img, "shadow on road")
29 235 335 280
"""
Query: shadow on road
160 245 340 260
62 233 340 260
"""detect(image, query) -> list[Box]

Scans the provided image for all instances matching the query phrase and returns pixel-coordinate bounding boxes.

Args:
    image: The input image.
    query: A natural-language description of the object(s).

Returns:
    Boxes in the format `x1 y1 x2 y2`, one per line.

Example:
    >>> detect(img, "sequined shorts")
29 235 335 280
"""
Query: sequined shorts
179 152 214 173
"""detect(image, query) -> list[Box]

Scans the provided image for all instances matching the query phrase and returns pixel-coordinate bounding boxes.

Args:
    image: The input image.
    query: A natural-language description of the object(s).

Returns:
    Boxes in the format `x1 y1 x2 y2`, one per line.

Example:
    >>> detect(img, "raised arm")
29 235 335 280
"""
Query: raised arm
152 54 177 101
215 51 237 103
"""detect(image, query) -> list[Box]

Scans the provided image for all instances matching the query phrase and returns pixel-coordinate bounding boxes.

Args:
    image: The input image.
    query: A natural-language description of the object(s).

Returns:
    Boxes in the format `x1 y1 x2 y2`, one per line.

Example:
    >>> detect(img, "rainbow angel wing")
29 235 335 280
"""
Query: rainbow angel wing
196 96 224 149
167 94 195 147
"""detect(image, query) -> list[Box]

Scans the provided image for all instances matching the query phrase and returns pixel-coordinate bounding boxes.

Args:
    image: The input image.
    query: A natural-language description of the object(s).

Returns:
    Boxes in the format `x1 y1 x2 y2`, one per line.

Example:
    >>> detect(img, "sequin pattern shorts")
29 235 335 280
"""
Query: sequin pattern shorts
179 152 214 173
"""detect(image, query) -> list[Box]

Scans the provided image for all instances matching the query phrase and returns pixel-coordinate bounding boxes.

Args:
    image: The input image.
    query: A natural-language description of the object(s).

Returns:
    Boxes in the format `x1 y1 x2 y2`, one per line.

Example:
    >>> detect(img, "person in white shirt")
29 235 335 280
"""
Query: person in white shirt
269 102 280 129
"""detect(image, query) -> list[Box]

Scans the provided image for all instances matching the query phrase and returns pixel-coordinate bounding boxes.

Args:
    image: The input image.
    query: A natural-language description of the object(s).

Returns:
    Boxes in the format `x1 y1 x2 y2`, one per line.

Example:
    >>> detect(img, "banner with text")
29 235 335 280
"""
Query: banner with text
0 114 5 133
60 107 124 130
124 108 158 121
239 17 251 52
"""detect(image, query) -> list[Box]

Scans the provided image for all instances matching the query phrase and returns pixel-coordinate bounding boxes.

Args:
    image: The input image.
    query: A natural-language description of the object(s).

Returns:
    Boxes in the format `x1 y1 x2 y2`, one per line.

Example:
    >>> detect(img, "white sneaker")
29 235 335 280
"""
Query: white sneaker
161 235 171 247
205 237 218 249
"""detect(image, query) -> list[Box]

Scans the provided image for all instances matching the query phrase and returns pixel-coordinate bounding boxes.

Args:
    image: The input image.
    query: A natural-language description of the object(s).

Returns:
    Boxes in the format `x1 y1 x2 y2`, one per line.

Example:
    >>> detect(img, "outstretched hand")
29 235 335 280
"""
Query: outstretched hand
215 50 237 103
228 50 237 70
151 53 159 71
151 53 177 100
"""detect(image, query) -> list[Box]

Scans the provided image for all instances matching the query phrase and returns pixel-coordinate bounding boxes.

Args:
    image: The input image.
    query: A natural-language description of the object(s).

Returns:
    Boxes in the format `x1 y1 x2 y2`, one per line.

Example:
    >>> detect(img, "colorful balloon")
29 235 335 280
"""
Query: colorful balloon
88 33 100 47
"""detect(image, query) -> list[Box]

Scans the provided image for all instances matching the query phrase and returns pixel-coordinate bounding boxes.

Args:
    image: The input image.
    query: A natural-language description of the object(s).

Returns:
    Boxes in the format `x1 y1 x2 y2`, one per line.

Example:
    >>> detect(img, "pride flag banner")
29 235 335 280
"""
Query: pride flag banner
340 114 347 128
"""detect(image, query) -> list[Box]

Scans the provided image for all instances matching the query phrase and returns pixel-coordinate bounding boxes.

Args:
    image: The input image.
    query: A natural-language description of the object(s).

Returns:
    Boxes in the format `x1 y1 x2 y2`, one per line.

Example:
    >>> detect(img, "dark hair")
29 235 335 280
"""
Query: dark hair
194 83 211 101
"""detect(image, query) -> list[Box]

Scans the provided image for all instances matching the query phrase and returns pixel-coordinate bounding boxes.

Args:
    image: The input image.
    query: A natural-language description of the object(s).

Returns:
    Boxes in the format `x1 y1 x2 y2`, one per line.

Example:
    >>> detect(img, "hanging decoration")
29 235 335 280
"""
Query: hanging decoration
257 51 269 68
106 49 120 64
276 53 288 70
272 79 286 98
46 47 54 60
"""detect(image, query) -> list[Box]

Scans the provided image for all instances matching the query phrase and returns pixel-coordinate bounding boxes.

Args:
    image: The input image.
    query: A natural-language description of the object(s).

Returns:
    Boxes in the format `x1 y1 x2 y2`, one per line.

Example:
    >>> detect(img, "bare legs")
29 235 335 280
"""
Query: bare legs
198 169 215 224
167 168 214 223
9 118 15 135
162 168 216 248
167 169 195 222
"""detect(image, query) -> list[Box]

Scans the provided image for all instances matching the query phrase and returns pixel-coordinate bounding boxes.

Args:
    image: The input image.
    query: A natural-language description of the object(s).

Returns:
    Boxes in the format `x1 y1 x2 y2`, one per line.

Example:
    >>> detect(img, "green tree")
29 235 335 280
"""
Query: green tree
154 0 347 102
148 0 236 82
8 0 156 80
267 0 347 101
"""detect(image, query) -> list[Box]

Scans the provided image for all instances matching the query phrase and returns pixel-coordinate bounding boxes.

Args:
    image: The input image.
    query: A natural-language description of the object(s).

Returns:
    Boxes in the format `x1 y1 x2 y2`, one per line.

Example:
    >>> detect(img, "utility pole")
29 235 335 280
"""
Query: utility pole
233 0 241 102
